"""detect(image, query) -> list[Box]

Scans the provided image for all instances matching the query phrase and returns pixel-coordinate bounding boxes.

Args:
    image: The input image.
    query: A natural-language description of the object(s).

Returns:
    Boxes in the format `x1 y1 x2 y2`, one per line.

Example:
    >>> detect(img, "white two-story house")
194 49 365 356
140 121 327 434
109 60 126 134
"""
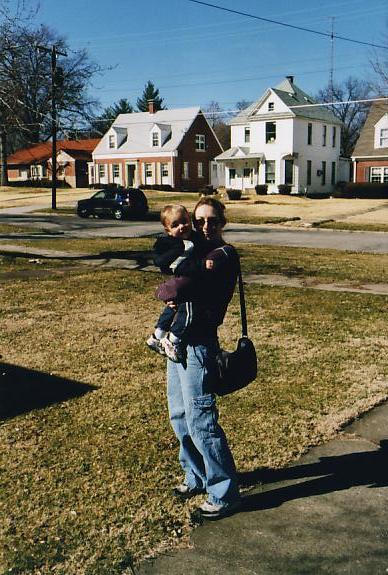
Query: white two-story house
216 76 345 194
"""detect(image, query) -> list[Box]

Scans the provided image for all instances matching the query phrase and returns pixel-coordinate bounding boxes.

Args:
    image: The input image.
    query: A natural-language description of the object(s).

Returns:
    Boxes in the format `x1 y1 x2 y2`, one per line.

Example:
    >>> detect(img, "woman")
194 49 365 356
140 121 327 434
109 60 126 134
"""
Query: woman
167 196 241 520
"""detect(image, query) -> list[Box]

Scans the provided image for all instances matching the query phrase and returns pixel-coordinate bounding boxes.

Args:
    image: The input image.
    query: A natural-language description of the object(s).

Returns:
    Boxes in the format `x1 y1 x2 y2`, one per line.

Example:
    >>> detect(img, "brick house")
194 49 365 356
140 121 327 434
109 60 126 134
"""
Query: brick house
351 101 388 184
90 103 222 190
7 139 100 188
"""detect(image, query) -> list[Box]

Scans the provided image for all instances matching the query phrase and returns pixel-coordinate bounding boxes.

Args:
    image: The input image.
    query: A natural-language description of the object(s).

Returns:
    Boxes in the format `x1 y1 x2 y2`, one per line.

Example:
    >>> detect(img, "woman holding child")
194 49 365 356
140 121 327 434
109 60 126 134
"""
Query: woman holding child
148 197 241 520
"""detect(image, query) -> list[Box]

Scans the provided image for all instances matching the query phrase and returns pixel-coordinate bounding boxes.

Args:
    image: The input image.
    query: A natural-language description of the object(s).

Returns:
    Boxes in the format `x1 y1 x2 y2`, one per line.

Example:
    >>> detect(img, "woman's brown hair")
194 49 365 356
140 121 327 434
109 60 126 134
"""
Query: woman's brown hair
192 196 227 228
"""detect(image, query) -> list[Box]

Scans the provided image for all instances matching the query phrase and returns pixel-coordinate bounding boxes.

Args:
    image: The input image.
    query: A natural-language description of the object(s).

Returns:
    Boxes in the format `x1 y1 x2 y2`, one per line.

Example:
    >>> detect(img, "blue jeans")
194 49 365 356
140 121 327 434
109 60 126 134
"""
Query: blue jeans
167 340 240 506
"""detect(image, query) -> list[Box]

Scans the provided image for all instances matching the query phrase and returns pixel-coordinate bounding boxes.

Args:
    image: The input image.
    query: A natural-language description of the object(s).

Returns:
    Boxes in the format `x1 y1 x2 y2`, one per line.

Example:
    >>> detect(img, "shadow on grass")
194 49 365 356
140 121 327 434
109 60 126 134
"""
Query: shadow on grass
238 439 388 512
0 362 97 420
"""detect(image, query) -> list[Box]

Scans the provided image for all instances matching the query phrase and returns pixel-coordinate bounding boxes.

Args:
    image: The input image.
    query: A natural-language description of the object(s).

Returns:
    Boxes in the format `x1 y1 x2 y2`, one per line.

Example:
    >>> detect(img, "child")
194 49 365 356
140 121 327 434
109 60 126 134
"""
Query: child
146 204 204 363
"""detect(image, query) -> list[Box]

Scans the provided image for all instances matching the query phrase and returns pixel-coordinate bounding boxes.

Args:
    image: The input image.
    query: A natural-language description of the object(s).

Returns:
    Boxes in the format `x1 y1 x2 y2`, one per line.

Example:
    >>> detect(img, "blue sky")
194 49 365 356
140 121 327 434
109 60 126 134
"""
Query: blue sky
10 0 388 114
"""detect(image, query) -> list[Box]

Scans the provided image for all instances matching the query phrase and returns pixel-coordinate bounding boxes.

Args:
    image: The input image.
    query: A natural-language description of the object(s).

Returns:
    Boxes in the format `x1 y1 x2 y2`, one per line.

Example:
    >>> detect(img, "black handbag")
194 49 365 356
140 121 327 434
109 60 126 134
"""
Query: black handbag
214 264 258 396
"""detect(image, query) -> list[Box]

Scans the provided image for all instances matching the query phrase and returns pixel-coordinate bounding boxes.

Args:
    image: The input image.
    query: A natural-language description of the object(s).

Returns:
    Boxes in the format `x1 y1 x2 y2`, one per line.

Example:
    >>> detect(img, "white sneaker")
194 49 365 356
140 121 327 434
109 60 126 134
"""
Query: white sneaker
160 336 184 363
197 499 241 520
146 334 166 356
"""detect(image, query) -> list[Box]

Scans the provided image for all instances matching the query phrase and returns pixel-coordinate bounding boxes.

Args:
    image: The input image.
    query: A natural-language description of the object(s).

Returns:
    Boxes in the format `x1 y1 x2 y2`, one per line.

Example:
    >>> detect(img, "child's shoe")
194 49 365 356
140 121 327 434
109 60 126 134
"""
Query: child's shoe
160 336 185 363
146 334 166 356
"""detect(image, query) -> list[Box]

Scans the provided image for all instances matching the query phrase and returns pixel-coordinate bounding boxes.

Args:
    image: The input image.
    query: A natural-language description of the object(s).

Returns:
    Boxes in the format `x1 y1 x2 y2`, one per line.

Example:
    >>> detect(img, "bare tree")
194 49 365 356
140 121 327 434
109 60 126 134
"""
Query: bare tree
0 15 101 184
204 101 230 150
235 99 252 112
370 26 388 95
315 77 373 157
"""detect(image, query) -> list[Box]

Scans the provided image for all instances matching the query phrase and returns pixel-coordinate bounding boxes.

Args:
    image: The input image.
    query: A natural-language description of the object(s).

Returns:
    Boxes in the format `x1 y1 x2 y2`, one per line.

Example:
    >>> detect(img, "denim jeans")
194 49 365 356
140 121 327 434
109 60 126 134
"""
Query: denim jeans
167 340 240 506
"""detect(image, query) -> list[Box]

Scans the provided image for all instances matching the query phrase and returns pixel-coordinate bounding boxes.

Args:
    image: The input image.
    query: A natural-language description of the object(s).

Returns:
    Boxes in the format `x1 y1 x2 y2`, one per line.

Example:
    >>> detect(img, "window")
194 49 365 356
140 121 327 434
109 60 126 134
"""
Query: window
112 164 120 178
244 127 250 143
268 102 274 111
322 125 327 147
108 135 115 149
307 160 312 185
195 134 206 150
145 163 153 178
266 122 276 143
152 132 159 147
98 164 106 178
265 160 275 184
161 163 168 177
183 162 189 179
331 162 336 185
332 126 337 148
229 168 236 180
198 162 203 178
321 161 326 185
370 167 388 183
285 160 293 185
307 123 312 145
30 165 40 178
243 168 251 178
380 129 388 147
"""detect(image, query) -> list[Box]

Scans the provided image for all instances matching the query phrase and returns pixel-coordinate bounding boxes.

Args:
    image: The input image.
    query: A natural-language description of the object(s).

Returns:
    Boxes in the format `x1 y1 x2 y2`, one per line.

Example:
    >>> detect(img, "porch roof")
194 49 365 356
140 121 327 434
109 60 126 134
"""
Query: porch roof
215 146 264 161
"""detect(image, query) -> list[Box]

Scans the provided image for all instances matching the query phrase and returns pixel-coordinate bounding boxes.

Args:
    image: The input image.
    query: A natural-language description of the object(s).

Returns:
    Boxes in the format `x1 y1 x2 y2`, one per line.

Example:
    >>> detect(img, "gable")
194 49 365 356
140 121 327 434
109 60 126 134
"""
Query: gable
353 101 388 158
93 107 202 156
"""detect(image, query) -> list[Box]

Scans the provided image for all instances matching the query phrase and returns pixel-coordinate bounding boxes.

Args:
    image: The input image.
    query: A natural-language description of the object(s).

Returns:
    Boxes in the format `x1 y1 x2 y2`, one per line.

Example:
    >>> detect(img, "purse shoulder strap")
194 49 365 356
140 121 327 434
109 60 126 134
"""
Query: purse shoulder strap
237 260 248 338
211 244 248 337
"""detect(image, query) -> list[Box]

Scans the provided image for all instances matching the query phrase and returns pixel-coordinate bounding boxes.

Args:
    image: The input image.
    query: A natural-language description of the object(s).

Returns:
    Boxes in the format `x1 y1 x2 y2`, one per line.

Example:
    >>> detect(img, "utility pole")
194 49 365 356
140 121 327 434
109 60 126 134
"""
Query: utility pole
36 44 67 209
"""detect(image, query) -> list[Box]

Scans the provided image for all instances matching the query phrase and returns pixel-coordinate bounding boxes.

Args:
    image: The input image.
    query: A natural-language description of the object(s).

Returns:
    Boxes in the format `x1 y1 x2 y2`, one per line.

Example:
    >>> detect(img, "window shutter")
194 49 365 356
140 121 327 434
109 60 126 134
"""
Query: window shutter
364 167 370 182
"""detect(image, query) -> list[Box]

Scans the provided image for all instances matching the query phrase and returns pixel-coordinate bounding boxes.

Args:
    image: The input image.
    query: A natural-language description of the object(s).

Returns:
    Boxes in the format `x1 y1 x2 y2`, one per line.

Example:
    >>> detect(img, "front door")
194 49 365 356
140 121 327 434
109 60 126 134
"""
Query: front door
126 164 136 187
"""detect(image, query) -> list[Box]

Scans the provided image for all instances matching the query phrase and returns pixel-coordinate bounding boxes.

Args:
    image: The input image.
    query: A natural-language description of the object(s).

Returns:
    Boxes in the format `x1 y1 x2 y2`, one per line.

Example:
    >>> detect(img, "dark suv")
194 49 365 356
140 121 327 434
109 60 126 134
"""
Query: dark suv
76 188 148 220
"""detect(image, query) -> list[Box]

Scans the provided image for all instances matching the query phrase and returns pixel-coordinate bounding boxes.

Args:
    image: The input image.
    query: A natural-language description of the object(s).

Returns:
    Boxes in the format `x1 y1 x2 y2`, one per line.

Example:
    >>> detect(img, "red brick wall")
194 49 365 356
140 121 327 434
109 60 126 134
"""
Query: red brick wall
175 114 223 191
355 159 388 182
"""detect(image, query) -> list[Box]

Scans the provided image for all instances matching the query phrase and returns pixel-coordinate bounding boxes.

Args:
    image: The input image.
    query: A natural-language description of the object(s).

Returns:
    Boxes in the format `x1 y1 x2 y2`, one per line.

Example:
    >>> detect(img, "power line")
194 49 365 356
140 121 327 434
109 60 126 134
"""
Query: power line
186 0 388 51
11 97 383 130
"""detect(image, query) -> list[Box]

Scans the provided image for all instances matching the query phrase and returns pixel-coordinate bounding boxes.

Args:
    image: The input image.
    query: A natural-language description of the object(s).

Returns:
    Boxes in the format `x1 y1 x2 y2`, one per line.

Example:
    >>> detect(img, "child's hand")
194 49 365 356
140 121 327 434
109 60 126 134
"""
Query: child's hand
205 259 214 270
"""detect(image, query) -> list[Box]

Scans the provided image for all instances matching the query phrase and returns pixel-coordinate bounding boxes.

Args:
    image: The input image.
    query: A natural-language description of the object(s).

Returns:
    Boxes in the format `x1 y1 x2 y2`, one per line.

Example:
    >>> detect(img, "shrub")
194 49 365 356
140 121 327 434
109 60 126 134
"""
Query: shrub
226 188 242 200
6 178 70 188
139 184 173 191
332 182 388 199
255 184 268 195
278 184 292 195
200 185 215 196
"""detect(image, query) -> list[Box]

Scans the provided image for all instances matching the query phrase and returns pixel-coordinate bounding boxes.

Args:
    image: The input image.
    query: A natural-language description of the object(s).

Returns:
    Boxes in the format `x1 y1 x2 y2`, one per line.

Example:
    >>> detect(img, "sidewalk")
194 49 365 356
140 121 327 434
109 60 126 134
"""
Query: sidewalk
138 401 388 575
2 244 388 296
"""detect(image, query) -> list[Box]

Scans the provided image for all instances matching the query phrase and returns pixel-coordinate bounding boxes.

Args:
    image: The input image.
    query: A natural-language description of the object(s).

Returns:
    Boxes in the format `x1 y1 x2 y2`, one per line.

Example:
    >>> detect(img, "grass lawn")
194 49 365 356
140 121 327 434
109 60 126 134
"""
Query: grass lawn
315 221 388 233
1 239 388 574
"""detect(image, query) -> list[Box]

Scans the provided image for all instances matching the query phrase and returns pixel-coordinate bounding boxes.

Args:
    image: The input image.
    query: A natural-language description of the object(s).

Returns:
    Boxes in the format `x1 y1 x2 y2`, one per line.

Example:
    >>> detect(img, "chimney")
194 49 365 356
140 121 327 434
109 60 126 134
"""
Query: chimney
286 75 294 84
148 99 155 114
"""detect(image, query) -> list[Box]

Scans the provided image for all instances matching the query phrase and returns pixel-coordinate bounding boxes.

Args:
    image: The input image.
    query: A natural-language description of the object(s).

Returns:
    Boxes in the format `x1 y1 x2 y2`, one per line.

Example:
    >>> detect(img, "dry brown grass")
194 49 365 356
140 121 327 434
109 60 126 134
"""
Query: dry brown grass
1 241 388 574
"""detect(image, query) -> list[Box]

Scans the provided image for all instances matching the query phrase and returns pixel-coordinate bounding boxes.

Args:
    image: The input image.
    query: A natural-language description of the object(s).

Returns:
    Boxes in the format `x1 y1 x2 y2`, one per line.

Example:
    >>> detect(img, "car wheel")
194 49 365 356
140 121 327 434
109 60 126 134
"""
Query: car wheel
113 208 123 220
77 208 89 218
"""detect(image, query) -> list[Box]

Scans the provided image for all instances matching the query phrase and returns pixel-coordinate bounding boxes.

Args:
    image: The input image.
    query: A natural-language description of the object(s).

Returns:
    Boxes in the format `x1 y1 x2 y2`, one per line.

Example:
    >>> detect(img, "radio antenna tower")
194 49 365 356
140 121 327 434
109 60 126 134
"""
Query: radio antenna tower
329 16 335 99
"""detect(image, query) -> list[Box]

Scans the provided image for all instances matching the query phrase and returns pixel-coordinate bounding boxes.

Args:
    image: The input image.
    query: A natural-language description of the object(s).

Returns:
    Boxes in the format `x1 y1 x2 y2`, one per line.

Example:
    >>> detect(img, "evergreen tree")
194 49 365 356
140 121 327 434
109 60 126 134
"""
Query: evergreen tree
136 81 166 112
89 99 133 136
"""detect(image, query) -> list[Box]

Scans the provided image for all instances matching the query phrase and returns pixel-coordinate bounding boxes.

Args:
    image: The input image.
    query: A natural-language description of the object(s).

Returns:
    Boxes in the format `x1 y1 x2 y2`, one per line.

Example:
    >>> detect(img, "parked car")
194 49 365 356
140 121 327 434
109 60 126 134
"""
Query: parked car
76 187 148 220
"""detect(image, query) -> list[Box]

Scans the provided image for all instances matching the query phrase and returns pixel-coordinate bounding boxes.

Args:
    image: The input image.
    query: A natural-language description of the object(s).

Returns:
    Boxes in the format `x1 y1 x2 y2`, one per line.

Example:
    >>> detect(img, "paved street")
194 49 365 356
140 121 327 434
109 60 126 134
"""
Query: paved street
1 209 388 253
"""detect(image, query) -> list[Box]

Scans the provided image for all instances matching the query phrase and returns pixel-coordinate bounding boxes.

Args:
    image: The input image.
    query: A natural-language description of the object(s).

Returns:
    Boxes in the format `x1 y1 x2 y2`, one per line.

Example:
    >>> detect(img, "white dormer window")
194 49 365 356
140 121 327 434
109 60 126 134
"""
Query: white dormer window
380 128 388 147
108 135 115 149
268 102 274 111
374 115 388 148
152 132 159 147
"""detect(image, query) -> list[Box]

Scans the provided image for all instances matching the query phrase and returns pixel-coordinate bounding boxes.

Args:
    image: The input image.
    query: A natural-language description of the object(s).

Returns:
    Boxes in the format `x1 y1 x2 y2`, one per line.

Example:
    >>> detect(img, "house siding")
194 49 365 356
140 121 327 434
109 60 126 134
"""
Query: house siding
176 113 222 190
354 159 388 182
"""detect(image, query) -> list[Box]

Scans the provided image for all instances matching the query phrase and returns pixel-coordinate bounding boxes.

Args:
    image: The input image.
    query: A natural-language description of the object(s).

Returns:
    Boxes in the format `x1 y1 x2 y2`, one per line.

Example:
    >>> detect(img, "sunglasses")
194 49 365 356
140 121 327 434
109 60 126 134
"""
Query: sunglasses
194 217 220 227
